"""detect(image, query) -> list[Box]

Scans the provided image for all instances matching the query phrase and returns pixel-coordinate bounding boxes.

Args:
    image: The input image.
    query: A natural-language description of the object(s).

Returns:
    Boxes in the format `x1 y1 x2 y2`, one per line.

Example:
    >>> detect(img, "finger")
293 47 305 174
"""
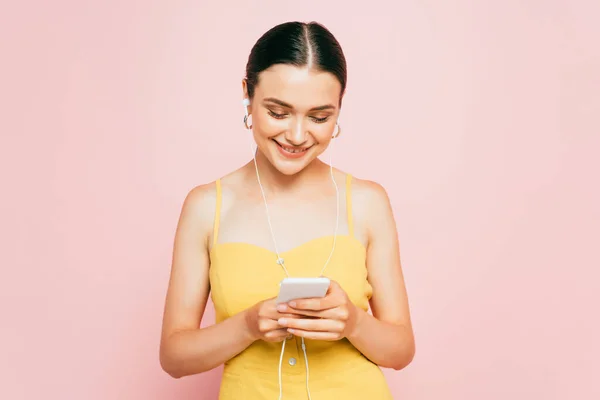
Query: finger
276 304 320 317
259 317 298 333
287 328 341 341
278 317 345 333
259 314 300 334
277 305 325 317
278 307 348 321
262 304 301 320
287 281 346 311
285 295 341 312
326 279 341 293
265 302 303 318
258 318 280 333
264 310 302 320
264 328 291 342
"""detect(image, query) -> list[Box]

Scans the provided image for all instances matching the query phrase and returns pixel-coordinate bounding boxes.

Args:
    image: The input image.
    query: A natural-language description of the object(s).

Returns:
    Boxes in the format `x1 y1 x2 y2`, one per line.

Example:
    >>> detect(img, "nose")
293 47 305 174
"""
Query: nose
284 116 308 146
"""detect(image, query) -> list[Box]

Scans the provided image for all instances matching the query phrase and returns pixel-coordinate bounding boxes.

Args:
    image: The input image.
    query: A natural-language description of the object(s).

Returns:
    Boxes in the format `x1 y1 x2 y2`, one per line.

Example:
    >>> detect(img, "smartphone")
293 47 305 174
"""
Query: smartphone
275 277 331 304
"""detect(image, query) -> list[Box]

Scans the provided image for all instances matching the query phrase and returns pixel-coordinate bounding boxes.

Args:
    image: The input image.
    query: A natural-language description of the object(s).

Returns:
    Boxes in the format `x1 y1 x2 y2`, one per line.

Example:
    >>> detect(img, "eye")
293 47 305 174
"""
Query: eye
268 110 287 119
310 116 330 123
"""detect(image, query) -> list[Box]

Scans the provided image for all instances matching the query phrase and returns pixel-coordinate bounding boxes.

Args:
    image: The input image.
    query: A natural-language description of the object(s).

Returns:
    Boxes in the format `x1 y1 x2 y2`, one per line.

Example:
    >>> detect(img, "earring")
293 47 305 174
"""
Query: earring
243 114 253 130
332 122 341 138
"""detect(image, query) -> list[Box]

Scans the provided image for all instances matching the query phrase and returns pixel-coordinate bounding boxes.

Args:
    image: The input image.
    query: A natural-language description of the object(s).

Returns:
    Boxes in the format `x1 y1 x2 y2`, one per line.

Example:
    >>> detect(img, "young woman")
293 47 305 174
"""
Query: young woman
159 21 415 399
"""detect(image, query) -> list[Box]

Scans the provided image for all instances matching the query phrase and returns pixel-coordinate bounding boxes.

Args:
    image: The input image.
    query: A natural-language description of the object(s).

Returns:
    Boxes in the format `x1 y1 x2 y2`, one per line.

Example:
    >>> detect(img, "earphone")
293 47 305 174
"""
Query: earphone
243 98 253 130
241 97 340 400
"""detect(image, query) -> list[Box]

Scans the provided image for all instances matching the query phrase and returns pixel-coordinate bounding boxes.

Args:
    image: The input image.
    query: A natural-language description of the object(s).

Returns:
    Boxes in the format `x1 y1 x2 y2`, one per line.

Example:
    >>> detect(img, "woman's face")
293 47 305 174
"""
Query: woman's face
243 64 342 176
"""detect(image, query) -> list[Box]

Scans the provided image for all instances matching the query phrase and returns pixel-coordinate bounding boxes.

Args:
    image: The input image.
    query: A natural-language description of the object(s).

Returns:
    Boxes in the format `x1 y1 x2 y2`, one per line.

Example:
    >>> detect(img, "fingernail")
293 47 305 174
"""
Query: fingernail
277 304 287 312
289 301 296 308
278 318 287 325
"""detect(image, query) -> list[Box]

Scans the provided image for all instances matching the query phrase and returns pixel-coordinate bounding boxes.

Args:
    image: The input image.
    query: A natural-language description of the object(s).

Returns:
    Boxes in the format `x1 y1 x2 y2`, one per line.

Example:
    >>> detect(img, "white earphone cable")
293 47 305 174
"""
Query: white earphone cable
302 338 312 400
278 337 287 400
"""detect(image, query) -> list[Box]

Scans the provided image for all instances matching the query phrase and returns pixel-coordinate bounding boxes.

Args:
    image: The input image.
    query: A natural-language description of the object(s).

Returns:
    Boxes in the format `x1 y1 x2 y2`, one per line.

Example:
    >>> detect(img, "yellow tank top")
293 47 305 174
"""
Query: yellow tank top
209 174 393 399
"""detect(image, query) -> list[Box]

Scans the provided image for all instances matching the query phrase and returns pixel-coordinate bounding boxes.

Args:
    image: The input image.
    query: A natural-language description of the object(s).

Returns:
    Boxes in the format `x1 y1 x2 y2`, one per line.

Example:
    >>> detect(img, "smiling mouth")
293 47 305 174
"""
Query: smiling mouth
272 139 312 154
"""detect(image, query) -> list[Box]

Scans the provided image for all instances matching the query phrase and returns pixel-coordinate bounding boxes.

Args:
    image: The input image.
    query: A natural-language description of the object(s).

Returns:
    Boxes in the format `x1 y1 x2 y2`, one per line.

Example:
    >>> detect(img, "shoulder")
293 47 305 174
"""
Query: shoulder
349 175 392 210
183 181 218 209
179 165 247 224
347 174 396 243
178 181 219 231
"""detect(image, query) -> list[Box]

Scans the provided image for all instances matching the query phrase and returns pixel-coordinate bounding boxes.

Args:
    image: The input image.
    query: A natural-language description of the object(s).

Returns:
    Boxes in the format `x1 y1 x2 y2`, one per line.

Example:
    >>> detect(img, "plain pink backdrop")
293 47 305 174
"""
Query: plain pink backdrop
1 1 599 399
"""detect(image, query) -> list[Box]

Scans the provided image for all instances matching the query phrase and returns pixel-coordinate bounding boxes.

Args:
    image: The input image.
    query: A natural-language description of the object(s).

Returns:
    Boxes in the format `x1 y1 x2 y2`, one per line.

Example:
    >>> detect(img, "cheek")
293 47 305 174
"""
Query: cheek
307 120 336 145
313 122 335 141
253 112 285 137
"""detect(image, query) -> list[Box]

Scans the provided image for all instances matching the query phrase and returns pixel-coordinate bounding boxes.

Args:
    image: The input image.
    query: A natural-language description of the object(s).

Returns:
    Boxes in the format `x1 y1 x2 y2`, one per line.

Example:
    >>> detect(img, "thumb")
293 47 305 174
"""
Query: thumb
327 279 341 293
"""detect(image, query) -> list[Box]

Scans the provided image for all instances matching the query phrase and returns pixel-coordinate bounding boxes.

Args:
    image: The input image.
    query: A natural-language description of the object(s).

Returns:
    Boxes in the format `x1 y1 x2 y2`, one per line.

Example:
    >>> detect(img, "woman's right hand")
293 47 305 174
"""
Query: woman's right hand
245 298 296 342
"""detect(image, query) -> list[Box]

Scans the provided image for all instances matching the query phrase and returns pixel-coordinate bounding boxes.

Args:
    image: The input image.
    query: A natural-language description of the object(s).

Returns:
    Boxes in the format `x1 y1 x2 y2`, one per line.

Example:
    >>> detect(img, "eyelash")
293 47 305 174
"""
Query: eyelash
268 110 330 124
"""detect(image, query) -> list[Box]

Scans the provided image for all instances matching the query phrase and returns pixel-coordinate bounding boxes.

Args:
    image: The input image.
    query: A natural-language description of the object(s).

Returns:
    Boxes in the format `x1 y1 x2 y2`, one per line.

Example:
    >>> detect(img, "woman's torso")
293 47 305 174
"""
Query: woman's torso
208 170 392 399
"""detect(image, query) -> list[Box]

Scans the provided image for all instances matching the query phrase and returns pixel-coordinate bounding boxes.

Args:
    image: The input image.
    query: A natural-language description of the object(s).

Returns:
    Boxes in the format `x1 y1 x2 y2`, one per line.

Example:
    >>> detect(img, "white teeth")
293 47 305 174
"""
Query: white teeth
273 140 310 154
280 144 305 153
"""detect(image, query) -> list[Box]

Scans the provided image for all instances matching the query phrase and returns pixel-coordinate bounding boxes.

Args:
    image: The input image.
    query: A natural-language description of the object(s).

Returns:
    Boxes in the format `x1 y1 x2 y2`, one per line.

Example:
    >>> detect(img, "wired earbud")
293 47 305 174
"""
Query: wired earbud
242 98 252 130
332 121 341 139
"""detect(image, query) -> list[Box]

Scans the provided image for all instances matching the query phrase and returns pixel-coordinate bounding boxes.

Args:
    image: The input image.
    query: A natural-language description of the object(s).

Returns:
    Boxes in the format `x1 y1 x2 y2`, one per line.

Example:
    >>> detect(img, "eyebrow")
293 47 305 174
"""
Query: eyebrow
263 97 336 111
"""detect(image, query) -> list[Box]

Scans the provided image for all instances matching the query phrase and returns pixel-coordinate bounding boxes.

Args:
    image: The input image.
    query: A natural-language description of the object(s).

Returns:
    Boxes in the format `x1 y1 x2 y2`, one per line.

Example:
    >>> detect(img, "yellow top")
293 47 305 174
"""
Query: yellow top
209 174 393 399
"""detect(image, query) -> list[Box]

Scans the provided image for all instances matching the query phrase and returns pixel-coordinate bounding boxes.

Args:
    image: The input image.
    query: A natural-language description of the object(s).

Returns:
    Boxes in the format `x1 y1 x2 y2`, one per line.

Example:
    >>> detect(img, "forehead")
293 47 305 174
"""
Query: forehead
254 64 342 108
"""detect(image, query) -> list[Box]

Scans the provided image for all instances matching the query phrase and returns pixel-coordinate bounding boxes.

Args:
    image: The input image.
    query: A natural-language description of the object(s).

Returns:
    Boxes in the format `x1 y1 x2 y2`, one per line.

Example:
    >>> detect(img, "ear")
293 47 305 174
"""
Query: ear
338 91 345 110
241 78 249 102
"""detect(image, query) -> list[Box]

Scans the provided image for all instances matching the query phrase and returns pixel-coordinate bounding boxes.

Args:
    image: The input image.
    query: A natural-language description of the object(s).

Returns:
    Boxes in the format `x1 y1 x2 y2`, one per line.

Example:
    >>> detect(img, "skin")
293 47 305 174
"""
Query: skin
159 64 415 379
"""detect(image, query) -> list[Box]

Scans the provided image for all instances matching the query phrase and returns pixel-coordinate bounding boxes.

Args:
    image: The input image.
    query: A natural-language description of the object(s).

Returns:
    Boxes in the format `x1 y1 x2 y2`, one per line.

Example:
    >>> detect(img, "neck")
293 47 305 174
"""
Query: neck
250 148 330 194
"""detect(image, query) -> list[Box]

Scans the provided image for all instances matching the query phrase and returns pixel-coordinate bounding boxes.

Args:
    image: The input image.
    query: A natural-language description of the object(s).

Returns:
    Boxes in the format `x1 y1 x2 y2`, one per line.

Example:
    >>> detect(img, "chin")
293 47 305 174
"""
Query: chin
277 164 308 176
269 155 312 176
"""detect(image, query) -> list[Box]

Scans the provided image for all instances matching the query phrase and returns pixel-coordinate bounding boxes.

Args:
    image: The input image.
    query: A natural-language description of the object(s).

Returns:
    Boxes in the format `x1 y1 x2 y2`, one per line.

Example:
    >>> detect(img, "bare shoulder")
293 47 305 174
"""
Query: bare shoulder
347 174 396 245
177 181 220 247
182 181 218 218
350 176 391 207
178 165 249 242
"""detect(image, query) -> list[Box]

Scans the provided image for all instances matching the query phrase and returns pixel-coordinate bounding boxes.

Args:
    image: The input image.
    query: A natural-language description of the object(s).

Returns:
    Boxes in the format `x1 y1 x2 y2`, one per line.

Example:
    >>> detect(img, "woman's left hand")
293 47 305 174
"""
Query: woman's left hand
275 280 361 341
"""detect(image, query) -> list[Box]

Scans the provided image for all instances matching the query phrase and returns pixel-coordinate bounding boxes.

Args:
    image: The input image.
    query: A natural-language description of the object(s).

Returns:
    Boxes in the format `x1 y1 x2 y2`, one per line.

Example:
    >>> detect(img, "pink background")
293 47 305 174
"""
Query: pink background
1 1 599 399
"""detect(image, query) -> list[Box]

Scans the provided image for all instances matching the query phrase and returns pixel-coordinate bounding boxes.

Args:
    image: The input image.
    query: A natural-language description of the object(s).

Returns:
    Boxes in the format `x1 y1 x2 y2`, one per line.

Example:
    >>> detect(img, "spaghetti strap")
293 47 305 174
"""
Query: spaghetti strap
213 179 222 247
346 174 354 238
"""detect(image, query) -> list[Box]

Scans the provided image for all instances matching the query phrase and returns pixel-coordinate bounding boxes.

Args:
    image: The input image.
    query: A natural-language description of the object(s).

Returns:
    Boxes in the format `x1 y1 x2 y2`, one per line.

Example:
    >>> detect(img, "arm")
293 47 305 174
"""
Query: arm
159 184 254 378
159 183 294 378
347 181 415 370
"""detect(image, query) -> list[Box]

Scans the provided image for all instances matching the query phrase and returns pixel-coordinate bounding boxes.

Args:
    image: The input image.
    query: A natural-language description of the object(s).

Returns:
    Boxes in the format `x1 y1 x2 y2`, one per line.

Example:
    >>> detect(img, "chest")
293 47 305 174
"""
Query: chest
216 193 349 253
